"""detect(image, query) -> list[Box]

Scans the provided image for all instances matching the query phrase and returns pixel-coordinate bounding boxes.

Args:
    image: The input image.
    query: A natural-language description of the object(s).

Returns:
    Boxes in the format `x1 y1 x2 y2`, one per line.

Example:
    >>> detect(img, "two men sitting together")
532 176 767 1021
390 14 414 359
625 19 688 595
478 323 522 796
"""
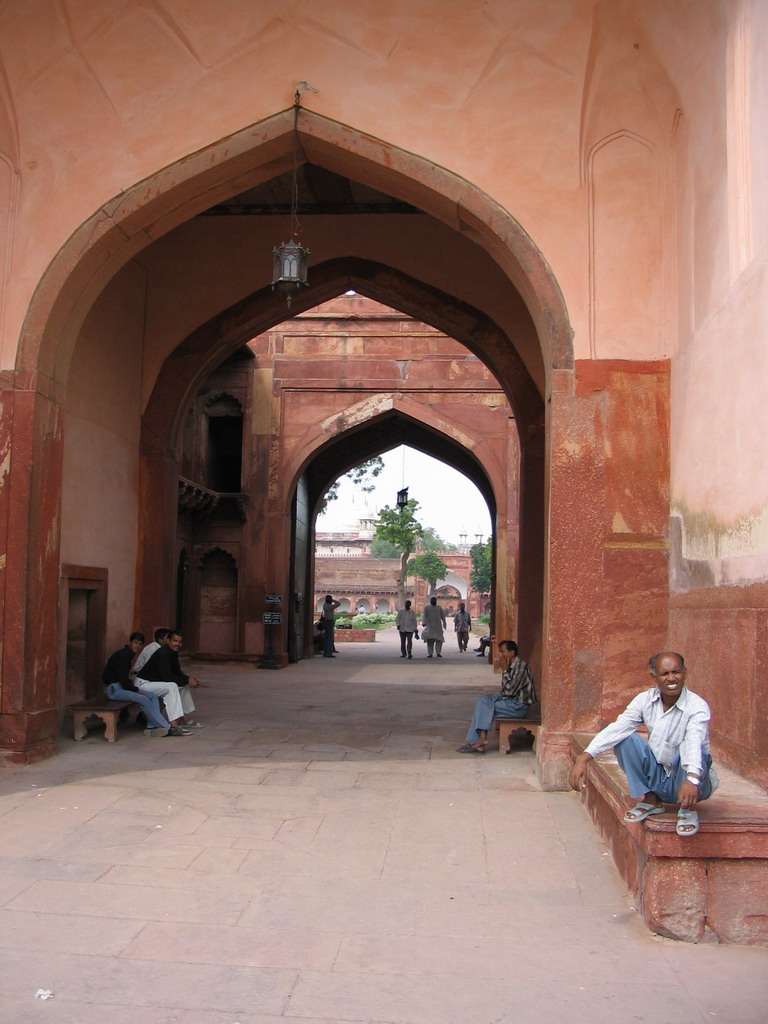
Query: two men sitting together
101 628 203 738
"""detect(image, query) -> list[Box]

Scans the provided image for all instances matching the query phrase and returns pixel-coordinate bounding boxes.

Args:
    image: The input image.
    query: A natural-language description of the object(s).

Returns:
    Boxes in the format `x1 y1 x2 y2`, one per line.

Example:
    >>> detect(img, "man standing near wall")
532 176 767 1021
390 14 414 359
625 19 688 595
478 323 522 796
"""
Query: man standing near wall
322 594 340 658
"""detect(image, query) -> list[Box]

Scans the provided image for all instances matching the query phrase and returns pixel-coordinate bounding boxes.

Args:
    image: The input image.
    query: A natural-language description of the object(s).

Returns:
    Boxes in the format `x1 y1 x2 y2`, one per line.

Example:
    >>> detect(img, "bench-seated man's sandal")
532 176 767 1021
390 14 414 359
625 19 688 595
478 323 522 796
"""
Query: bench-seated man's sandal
456 743 484 754
676 808 699 836
622 801 666 824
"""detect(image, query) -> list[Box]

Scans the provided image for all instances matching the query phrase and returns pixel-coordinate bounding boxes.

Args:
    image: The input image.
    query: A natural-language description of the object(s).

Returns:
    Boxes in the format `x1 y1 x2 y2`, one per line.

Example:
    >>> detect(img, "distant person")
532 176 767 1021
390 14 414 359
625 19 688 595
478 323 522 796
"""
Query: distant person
322 594 340 657
422 596 446 658
457 640 536 753
454 602 471 652
395 600 418 659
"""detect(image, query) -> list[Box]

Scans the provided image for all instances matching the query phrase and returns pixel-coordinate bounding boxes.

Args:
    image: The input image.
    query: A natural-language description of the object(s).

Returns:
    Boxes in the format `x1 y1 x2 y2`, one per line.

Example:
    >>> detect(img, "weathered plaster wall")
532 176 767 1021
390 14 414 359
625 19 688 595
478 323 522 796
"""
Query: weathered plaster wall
0 0 697 373
60 265 145 648
664 1 768 585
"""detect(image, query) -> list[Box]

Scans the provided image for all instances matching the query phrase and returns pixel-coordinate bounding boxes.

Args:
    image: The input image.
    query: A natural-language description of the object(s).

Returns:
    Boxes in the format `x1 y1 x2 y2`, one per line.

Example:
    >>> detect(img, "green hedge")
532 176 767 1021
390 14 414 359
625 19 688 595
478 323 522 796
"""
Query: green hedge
350 612 397 630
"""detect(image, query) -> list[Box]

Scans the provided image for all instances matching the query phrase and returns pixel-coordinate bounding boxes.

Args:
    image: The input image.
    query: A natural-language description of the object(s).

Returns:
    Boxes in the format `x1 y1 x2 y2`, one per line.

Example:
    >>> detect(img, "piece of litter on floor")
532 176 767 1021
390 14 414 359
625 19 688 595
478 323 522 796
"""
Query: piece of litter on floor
35 989 54 1000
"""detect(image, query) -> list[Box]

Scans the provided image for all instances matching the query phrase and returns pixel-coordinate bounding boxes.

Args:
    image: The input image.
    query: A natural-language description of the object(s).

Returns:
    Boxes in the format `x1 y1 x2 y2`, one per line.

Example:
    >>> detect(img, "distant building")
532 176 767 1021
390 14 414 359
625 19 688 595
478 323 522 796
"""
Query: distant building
314 517 490 618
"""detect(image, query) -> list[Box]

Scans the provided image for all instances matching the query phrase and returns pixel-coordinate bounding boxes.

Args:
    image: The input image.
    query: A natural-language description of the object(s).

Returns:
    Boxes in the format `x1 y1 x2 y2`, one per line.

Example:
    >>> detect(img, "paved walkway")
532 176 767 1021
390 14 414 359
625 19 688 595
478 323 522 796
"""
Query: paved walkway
1 628 767 1023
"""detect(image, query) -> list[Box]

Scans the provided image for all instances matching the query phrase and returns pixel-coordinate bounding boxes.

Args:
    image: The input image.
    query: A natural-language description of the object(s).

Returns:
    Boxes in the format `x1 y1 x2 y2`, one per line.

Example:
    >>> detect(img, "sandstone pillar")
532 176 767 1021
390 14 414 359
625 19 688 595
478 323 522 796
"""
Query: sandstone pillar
0 377 63 761
538 362 670 789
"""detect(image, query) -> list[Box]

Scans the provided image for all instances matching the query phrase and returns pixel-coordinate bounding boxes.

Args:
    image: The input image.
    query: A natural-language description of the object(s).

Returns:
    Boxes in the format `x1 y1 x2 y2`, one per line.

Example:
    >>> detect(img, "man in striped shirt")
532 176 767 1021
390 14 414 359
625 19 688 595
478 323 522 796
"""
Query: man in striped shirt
457 640 536 753
569 651 718 837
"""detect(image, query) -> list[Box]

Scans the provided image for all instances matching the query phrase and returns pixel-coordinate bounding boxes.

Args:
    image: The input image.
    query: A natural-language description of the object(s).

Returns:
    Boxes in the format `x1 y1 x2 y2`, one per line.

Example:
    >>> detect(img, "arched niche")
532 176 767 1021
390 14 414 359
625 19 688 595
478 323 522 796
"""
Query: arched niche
198 547 238 654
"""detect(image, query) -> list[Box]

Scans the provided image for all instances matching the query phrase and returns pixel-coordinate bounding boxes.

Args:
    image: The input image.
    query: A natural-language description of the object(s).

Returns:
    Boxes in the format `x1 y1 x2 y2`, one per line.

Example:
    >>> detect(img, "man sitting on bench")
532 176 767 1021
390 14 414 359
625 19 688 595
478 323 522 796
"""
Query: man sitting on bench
568 650 719 837
102 632 188 737
457 640 536 753
136 630 203 730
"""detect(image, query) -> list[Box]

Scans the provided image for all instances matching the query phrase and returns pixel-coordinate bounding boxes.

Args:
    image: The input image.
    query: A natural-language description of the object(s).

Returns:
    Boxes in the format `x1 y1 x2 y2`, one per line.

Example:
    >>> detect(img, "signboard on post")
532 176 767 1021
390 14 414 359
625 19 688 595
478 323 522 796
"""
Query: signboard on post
266 594 282 604
262 612 282 625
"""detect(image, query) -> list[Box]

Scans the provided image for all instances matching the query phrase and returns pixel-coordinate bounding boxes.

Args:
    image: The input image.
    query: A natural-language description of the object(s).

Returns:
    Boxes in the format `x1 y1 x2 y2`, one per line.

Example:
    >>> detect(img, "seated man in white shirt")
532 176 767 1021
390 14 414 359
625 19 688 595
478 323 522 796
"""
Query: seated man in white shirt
568 651 718 837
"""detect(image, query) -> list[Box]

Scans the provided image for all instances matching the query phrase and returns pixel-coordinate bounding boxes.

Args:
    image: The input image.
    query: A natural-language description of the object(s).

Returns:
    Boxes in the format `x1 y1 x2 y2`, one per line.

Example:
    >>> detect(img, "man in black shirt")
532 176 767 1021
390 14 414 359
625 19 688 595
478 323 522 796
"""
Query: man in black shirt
102 632 188 737
139 631 203 729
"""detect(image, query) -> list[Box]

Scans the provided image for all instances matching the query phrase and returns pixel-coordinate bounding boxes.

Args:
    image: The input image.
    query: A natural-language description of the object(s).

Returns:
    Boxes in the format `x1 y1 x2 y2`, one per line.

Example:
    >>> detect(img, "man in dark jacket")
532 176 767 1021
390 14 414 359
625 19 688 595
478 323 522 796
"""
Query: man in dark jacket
102 632 188 737
138 630 203 729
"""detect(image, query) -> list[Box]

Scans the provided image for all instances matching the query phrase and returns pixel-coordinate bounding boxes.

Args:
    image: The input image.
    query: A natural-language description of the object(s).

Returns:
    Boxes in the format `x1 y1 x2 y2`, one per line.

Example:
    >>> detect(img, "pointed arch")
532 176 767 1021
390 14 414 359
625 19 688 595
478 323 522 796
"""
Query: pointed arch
18 107 571 392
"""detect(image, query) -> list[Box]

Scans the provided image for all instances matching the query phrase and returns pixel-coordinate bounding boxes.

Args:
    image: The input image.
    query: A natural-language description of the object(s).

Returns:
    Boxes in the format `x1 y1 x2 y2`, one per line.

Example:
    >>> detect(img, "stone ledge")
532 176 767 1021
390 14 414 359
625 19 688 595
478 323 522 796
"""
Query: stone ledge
571 733 768 944
334 629 376 642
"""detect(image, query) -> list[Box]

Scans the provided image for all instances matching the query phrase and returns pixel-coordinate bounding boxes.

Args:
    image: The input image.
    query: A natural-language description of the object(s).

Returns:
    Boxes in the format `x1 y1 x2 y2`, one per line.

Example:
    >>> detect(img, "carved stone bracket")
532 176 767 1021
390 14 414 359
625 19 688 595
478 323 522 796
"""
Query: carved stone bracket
178 478 248 521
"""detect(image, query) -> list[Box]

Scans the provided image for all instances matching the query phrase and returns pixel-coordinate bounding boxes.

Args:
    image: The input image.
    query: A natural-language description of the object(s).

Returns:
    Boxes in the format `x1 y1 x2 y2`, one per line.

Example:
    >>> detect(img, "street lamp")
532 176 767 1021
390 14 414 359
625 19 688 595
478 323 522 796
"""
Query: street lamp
396 487 409 509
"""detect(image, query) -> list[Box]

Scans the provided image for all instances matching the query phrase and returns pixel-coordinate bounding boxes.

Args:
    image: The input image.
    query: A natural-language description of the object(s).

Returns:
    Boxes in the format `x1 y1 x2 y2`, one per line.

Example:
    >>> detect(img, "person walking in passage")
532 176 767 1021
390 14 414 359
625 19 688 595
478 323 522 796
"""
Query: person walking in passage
454 602 471 652
395 600 418 659
568 651 718 836
322 594 340 658
457 640 536 753
422 596 446 658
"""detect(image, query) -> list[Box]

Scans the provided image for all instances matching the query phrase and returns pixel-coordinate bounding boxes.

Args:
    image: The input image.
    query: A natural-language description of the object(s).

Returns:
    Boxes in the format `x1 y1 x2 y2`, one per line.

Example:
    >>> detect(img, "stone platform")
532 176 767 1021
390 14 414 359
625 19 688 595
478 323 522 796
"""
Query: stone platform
571 734 768 943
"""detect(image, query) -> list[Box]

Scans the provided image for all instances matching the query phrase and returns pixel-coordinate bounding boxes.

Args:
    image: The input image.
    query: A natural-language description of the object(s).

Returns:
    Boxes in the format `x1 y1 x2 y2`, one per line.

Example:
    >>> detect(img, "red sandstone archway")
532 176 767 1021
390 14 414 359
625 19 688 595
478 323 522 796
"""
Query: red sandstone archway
139 267 536 666
286 404 510 662
5 107 572 774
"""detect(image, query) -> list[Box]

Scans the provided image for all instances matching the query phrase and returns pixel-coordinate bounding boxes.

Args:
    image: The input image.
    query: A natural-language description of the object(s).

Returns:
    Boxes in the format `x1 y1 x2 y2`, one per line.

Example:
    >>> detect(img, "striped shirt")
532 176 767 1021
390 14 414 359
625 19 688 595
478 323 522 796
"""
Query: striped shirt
584 686 714 777
500 657 537 704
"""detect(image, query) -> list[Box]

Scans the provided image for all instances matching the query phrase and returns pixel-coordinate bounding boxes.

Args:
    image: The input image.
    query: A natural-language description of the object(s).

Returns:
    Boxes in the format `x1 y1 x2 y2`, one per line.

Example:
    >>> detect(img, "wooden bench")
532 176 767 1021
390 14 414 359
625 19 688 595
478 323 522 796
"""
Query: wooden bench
68 696 139 742
494 708 541 754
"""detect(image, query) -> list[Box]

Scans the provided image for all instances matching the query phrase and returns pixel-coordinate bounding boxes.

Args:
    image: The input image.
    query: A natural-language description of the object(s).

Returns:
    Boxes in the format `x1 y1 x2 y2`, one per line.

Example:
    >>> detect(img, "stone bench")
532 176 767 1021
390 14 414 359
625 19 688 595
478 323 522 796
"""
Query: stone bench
493 708 541 755
68 696 139 742
571 732 768 944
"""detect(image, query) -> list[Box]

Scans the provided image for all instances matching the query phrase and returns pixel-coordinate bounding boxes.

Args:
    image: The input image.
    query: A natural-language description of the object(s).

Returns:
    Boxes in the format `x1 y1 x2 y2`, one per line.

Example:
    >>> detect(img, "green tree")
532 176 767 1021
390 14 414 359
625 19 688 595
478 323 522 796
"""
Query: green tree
374 499 424 608
418 526 456 553
370 535 401 558
318 456 385 515
407 551 449 596
470 539 492 594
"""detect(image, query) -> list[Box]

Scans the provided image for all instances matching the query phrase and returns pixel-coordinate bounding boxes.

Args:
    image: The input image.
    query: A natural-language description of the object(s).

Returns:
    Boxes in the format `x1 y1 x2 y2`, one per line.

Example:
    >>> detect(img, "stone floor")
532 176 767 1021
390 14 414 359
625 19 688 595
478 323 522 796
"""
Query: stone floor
1 629 767 1024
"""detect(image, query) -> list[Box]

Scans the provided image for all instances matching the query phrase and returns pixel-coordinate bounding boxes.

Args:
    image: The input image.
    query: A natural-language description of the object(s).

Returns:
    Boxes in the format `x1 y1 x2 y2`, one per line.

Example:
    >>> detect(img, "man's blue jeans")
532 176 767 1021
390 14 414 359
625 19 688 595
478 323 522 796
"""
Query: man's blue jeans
466 694 528 744
614 733 714 802
105 683 170 731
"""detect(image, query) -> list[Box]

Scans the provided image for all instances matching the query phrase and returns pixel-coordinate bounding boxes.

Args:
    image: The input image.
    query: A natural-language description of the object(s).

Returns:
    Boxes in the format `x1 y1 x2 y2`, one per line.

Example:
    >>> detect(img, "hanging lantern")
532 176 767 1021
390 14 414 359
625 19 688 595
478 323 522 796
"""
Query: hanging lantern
271 90 310 307
396 487 409 509
272 234 309 306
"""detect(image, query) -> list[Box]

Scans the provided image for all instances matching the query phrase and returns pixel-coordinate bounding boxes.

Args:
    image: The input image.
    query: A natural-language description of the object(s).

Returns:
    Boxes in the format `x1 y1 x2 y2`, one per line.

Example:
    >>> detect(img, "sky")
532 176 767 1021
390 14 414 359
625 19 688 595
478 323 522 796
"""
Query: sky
317 445 492 546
